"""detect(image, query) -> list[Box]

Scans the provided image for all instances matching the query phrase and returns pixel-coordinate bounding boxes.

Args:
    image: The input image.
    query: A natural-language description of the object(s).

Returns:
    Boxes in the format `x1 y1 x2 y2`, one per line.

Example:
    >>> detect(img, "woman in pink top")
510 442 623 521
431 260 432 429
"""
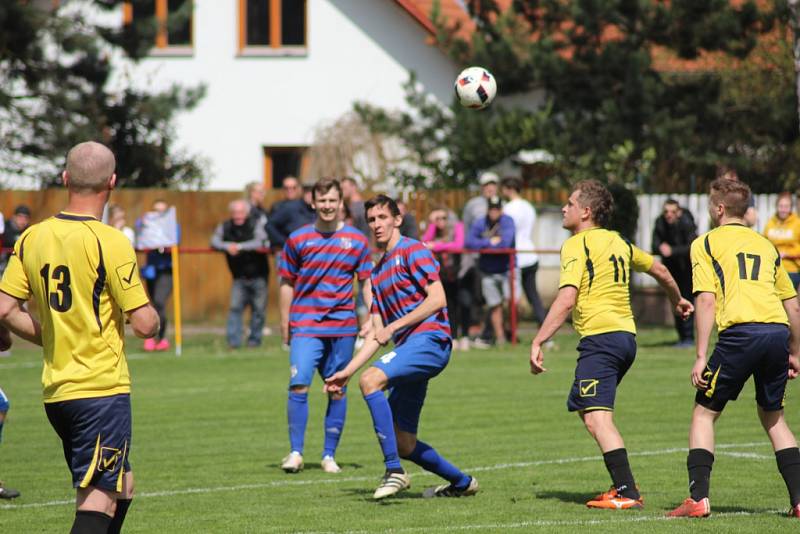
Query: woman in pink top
423 207 470 350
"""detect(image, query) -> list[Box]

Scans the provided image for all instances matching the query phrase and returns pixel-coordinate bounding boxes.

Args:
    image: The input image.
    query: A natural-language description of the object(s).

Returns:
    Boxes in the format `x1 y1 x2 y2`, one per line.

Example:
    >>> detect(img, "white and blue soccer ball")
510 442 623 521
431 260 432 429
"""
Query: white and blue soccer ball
454 66 497 110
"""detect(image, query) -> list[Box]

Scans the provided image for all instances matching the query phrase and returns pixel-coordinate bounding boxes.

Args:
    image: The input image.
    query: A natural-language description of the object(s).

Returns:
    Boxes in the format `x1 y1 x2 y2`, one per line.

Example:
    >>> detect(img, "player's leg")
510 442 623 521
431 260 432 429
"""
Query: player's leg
359 366 402 472
390 382 476 498
0 387 20 500
283 336 325 472
758 407 800 514
247 277 267 347
107 471 134 534
225 278 247 348
319 337 356 472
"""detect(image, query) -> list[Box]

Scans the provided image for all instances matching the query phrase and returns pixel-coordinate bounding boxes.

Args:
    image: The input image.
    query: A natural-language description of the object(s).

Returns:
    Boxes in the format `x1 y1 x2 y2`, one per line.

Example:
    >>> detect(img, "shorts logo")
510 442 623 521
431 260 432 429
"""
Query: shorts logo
98 447 122 472
340 237 352 250
380 351 397 364
290 365 298 378
579 379 598 397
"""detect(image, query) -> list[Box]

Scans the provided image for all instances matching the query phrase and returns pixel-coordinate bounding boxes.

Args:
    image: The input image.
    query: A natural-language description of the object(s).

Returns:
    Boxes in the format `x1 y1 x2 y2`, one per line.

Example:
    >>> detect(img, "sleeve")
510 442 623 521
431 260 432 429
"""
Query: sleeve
266 207 287 249
775 264 797 301
631 245 655 273
407 244 440 290
465 220 490 250
558 236 584 289
651 217 665 254
690 237 715 294
435 222 464 252
497 217 515 248
421 224 436 243
105 234 150 312
279 238 299 282
210 223 226 251
237 217 268 251
355 238 372 281
0 234 30 300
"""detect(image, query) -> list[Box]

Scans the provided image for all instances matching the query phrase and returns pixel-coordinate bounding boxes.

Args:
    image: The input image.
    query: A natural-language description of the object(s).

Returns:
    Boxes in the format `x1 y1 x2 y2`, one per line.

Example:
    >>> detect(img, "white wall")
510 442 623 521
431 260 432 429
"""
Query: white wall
124 0 459 190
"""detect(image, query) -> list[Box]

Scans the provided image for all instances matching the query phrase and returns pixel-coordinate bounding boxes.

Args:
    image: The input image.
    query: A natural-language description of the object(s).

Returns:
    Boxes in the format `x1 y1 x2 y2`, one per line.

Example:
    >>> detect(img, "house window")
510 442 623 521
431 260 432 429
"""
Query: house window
264 147 307 189
239 0 307 53
124 0 193 51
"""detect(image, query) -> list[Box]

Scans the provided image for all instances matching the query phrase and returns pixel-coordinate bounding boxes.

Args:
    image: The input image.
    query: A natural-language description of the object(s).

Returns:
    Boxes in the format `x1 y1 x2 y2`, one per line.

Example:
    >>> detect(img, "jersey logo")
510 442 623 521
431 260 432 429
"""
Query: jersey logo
380 351 397 364
579 379 598 397
340 237 352 250
116 262 141 290
562 258 577 272
98 446 122 472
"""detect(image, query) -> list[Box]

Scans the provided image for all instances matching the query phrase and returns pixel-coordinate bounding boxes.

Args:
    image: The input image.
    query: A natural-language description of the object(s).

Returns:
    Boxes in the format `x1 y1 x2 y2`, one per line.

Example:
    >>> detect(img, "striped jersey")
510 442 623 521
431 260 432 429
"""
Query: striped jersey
0 212 150 402
280 224 372 337
371 237 451 346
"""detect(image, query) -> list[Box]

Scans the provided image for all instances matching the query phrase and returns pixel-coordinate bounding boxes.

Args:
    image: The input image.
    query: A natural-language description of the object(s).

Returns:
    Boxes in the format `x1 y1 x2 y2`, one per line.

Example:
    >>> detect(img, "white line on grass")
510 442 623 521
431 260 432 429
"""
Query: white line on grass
0 441 770 511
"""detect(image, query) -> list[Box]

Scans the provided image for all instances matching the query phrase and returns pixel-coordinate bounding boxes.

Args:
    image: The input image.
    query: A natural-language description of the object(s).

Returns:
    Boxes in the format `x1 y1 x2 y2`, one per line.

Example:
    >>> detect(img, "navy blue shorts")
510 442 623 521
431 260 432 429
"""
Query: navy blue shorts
45 394 132 492
696 323 790 412
373 334 451 434
289 335 355 388
567 332 636 412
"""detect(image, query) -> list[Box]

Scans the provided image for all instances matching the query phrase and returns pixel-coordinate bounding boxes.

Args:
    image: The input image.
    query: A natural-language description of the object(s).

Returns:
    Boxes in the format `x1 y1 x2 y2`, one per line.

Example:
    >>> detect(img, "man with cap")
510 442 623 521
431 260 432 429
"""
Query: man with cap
466 196 516 345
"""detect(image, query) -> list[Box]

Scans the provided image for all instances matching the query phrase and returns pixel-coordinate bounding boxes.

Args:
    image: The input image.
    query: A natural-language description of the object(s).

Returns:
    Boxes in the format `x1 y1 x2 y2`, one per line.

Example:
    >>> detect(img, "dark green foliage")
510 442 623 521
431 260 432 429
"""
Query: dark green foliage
0 1 205 188
607 183 639 241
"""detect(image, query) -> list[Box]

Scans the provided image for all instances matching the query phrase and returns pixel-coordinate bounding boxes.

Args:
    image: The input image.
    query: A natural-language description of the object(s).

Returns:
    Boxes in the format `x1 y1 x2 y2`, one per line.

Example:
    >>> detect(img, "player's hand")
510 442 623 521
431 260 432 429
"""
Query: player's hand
691 357 709 390
788 354 800 380
675 298 694 320
530 342 547 374
324 370 352 394
0 325 11 352
375 325 393 345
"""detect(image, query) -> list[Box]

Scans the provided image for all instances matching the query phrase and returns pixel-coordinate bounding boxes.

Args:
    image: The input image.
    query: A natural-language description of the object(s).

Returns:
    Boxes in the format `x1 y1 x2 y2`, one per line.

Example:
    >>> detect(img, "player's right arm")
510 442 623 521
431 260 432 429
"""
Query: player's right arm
278 238 300 345
127 304 159 338
279 278 294 345
0 292 42 346
690 237 717 389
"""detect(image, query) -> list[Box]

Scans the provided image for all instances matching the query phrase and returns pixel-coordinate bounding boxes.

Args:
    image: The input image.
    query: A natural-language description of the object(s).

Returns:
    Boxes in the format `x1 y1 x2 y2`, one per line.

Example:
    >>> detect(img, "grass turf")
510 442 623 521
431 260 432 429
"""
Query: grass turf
0 328 799 533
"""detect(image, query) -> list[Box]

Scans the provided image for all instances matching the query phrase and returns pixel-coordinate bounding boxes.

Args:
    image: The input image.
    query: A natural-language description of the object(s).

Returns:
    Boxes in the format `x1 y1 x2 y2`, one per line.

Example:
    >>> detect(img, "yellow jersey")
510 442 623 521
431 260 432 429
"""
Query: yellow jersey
763 213 800 273
559 227 654 338
0 212 150 402
691 223 796 332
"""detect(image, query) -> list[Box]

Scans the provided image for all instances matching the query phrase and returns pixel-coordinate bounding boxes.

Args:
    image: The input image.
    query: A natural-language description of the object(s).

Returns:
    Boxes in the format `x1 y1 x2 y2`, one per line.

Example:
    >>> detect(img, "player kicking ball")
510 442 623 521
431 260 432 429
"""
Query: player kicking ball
530 180 693 510
325 194 478 500
667 178 800 519
279 179 373 474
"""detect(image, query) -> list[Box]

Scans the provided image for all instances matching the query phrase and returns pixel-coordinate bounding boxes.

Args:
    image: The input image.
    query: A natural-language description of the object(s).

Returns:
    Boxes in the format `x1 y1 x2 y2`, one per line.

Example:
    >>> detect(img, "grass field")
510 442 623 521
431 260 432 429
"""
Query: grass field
1 327 799 533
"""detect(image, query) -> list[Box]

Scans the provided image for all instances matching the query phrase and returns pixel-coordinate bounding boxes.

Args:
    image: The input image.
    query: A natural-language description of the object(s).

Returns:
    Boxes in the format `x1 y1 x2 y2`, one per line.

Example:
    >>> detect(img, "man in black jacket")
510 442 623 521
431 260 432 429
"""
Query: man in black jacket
652 199 697 347
212 200 270 348
267 185 316 253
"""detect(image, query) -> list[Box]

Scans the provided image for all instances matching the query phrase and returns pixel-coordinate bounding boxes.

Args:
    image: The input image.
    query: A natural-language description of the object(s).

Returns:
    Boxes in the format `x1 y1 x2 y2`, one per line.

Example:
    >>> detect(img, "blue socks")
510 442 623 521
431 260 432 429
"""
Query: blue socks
363 391 402 470
323 395 347 458
287 391 308 454
407 440 471 488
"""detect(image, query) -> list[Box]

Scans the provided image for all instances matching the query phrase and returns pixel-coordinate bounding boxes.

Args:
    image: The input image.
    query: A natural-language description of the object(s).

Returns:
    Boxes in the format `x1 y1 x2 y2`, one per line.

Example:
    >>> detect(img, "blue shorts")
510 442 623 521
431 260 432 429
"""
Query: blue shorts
696 323 790 412
567 332 636 412
0 386 8 413
44 394 132 492
372 334 451 434
289 335 356 388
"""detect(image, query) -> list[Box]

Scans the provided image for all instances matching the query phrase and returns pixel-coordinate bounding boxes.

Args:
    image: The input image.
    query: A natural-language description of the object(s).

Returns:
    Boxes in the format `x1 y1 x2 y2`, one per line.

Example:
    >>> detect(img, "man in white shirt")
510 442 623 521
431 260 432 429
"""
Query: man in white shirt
502 177 546 325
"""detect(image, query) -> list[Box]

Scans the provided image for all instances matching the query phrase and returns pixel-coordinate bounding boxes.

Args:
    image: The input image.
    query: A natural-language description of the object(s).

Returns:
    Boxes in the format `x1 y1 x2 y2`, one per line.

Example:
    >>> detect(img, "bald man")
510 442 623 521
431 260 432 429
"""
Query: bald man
0 141 159 534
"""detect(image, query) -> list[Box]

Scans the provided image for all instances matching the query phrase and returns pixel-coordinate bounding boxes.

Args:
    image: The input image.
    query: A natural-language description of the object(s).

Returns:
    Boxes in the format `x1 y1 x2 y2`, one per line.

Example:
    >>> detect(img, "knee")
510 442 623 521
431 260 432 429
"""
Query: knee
359 368 386 395
396 433 417 458
582 411 610 438
289 385 308 395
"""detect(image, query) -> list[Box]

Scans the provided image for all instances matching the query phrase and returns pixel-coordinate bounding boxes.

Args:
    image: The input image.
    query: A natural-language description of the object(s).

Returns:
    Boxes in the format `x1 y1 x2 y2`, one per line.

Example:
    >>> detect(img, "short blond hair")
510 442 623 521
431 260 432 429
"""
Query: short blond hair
709 178 750 218
65 142 115 193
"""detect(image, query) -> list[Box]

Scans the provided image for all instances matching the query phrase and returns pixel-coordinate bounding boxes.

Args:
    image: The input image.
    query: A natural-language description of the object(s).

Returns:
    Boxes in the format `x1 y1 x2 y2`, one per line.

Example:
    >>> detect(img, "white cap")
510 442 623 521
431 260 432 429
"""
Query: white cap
479 171 499 185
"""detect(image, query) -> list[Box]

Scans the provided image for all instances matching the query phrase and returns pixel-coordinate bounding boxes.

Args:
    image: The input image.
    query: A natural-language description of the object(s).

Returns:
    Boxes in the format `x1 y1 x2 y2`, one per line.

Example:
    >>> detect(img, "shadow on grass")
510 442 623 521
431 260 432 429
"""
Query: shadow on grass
637 339 681 348
534 490 589 505
340 487 420 503
263 462 366 471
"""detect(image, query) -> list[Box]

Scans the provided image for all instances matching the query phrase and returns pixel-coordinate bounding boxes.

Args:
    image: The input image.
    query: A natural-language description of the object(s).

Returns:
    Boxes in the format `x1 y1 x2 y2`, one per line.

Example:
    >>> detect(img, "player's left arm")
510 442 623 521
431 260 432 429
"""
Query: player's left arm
0 292 41 346
646 260 694 318
325 313 384 393
375 280 446 345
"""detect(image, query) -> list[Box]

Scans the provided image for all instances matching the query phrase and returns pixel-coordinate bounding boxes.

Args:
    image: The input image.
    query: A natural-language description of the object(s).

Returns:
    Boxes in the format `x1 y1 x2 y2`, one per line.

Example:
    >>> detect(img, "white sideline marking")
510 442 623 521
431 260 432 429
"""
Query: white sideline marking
0 441 769 511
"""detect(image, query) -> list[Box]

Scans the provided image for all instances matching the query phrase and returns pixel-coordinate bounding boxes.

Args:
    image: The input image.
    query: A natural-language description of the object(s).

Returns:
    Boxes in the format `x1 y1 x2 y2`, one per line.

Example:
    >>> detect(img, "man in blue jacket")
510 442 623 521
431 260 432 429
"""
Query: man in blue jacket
466 196 516 345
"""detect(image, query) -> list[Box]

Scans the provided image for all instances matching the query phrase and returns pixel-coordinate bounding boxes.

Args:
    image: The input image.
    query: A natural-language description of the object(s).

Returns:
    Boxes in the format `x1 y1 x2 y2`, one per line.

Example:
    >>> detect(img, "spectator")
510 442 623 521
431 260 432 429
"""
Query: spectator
718 166 757 227
462 172 499 235
652 198 697 347
267 184 316 252
0 205 31 276
397 200 419 239
211 199 270 348
764 192 800 288
341 176 369 236
245 181 268 221
137 199 178 352
501 177 546 326
466 196 515 346
422 207 470 350
107 204 135 246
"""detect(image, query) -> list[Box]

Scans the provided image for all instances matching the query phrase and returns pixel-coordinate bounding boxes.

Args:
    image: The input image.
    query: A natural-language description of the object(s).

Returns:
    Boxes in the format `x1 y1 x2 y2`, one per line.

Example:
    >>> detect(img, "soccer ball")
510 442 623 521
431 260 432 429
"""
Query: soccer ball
454 66 497 109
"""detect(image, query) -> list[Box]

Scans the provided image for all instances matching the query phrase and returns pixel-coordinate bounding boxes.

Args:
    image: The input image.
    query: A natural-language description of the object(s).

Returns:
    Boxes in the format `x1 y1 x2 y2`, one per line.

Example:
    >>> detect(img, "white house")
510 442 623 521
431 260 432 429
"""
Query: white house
122 0 463 190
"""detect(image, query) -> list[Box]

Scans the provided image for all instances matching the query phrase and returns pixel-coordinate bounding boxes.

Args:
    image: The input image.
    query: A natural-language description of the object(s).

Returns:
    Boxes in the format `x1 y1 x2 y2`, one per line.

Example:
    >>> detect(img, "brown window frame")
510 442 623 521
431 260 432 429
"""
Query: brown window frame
263 146 309 189
123 0 194 55
238 0 308 56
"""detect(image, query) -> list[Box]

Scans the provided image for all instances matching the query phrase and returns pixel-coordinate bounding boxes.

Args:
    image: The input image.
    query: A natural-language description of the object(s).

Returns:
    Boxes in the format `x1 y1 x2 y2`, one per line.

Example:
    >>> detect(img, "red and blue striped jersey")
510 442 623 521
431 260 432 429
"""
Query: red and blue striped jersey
280 224 372 337
371 237 451 346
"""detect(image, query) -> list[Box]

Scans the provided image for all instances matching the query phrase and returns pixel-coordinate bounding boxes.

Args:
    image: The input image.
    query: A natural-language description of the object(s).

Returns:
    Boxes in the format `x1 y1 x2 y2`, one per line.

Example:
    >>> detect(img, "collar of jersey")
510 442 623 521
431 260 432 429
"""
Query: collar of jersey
56 211 98 222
